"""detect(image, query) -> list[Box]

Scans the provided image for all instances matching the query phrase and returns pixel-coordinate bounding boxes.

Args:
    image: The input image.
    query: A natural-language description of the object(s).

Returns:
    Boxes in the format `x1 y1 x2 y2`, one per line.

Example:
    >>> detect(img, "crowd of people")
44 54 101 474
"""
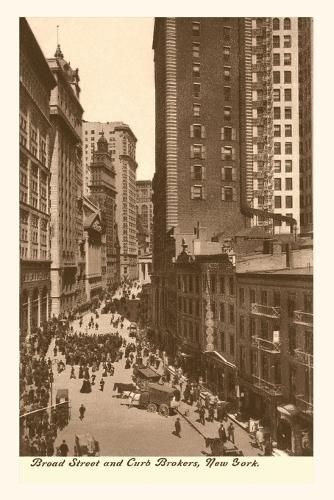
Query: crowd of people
19 318 70 456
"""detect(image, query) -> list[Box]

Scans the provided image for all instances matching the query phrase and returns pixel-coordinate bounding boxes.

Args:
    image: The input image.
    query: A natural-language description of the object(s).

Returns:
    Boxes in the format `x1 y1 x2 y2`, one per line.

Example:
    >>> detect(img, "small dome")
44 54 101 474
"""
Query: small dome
97 131 108 152
97 131 108 144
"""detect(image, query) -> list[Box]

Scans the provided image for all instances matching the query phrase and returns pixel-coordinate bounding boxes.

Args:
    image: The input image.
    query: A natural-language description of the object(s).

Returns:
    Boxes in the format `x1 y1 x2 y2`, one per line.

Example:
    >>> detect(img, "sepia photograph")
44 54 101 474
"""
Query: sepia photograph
19 15 313 459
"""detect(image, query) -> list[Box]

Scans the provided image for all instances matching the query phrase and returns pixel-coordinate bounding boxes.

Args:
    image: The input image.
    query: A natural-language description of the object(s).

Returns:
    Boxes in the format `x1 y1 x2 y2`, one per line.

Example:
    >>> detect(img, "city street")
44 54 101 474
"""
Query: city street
49 293 261 457
51 305 205 456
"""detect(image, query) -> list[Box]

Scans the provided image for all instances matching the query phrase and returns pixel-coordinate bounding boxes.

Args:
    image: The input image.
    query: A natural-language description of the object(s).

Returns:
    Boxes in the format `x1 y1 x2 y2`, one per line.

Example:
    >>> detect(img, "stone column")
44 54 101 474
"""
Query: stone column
37 291 41 328
27 294 31 336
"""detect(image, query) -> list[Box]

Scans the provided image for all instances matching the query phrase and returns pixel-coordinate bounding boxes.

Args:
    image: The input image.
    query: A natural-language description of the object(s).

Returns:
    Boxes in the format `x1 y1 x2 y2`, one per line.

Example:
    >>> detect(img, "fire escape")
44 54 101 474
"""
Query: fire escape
256 19 274 231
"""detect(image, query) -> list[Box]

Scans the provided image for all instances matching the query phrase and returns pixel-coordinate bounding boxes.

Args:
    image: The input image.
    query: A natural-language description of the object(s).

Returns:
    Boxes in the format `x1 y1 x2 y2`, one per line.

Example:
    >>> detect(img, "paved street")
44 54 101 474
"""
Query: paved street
51 342 205 456
50 295 206 456
47 284 262 457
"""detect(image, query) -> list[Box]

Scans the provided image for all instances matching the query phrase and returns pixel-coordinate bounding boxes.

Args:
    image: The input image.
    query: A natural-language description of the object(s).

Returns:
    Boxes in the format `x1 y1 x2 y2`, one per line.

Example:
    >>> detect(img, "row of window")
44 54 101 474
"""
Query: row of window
204 301 235 324
274 177 293 190
190 185 238 201
273 52 292 66
273 70 292 83
273 106 292 120
178 274 235 295
273 34 292 48
273 18 291 31
273 142 293 155
273 88 292 102
192 21 232 40
179 320 200 343
273 124 293 137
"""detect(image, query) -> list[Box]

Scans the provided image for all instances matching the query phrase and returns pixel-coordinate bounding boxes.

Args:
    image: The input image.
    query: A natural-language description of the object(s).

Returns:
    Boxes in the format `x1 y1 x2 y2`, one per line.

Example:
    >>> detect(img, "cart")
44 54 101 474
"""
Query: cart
128 382 180 417
55 389 70 425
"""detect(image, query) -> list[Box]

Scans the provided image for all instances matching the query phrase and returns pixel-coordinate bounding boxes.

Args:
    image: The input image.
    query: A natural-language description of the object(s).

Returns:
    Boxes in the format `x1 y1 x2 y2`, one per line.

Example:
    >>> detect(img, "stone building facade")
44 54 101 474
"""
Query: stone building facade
47 44 84 316
82 121 138 280
88 133 119 288
19 18 56 334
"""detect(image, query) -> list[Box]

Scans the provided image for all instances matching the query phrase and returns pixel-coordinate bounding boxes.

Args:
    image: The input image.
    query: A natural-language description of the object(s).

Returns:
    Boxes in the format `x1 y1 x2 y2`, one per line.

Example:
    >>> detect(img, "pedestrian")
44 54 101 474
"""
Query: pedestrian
256 426 265 451
70 366 76 379
208 405 215 422
200 406 206 425
227 422 235 444
174 417 181 438
218 423 227 443
100 378 105 392
91 374 96 385
59 440 69 457
79 404 86 420
264 439 272 456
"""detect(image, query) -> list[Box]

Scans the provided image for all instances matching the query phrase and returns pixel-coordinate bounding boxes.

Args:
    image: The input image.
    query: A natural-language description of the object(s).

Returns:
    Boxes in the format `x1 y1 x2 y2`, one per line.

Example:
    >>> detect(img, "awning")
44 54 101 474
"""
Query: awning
277 404 300 419
203 351 237 370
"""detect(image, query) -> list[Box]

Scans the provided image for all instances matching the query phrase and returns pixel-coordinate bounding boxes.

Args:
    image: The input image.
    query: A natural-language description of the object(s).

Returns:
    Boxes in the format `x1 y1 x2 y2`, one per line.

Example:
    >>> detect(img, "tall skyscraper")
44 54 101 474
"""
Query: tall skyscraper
247 17 308 235
89 133 119 287
152 17 250 341
48 44 84 316
298 18 313 236
19 18 56 335
82 121 138 279
153 18 248 273
152 17 312 340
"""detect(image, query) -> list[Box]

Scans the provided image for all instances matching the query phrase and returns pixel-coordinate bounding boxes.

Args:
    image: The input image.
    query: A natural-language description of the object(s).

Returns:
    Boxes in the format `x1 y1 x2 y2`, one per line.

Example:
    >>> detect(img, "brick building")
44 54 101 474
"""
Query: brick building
174 244 238 401
298 18 313 236
152 18 251 343
236 245 313 455
19 18 56 334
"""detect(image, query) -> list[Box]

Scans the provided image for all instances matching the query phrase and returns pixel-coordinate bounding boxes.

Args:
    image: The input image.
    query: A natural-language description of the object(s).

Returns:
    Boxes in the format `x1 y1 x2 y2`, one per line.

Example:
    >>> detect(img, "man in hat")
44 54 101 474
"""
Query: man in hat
59 440 69 457
79 404 86 421
218 423 227 443
174 417 181 438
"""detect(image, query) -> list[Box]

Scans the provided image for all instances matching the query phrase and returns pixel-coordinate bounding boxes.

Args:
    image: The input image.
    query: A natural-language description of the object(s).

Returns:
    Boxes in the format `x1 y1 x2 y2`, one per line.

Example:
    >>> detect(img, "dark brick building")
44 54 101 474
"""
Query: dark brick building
236 254 313 455
152 18 250 345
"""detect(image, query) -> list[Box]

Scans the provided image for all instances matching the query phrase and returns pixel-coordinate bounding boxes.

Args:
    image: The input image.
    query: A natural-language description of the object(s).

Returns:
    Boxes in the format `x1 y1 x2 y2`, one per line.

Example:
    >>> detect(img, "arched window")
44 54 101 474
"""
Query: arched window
273 18 280 30
284 18 291 30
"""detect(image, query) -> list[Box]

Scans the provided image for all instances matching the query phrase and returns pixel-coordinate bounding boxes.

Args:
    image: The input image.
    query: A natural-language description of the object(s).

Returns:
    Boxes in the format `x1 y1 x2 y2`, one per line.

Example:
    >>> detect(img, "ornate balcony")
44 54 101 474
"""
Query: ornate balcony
293 311 313 327
295 395 313 417
252 375 283 396
251 303 280 319
294 348 313 368
251 336 280 354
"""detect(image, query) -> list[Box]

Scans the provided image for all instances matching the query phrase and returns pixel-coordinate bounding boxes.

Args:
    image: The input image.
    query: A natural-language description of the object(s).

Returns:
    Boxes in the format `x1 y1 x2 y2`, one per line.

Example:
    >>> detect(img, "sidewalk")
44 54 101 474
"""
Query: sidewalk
177 400 262 456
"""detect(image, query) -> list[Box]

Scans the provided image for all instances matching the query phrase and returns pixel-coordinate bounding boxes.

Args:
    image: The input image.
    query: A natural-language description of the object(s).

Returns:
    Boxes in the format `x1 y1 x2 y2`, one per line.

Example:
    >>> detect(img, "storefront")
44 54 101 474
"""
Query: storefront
175 342 201 380
202 351 237 402
276 404 313 456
